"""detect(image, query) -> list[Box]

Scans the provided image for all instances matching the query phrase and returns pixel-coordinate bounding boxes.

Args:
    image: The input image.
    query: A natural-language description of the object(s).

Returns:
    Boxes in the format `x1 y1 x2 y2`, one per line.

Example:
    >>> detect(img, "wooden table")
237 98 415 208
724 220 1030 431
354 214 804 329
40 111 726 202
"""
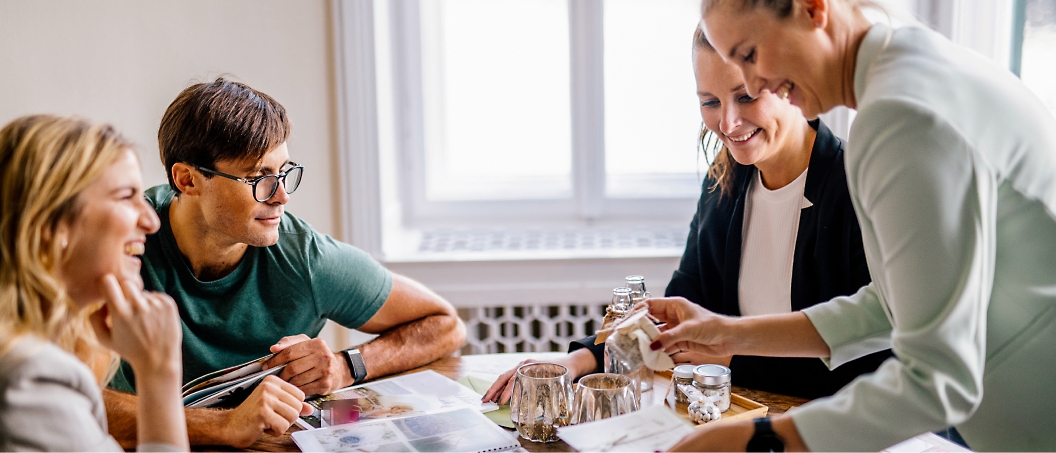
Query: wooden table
243 352 809 452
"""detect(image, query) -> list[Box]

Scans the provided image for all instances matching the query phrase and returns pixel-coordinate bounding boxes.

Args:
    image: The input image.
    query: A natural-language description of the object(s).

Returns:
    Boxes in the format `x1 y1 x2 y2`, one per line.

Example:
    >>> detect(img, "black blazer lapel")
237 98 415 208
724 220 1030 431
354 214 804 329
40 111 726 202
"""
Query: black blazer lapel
791 119 843 311
722 164 756 316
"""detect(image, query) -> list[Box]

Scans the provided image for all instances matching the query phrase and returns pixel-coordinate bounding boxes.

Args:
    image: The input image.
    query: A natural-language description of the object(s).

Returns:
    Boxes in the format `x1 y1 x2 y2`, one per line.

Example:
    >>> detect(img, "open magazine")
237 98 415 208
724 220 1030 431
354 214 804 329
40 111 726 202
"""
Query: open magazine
291 407 519 453
181 354 286 408
296 370 499 430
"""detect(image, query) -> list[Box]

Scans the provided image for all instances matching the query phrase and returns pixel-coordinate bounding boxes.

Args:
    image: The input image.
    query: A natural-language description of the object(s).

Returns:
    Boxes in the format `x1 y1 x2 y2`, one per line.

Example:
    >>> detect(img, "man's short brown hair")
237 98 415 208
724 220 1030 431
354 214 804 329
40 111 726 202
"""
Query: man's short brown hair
158 77 291 193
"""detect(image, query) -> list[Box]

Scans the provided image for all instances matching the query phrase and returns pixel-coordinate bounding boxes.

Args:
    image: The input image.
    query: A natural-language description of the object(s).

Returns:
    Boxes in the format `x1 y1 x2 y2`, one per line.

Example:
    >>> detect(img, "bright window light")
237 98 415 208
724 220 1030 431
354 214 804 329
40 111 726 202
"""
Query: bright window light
603 0 703 198
1020 0 1056 117
420 0 572 201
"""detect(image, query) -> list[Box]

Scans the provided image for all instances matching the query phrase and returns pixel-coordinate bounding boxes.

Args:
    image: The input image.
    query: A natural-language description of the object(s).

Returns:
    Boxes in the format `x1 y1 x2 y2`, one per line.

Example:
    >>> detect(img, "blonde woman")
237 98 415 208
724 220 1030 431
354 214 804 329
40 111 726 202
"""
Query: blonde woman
0 115 188 451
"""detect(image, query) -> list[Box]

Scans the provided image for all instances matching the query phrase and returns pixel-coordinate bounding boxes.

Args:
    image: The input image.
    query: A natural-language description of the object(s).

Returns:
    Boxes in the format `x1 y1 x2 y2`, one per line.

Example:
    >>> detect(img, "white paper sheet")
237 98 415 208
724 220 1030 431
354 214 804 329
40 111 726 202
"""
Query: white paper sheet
557 405 694 452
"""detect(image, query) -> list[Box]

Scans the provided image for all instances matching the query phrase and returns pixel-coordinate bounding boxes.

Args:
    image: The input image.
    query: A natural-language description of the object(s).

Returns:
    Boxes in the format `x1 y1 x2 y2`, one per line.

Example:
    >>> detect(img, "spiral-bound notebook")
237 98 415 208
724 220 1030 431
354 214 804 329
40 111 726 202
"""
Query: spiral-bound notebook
291 406 519 453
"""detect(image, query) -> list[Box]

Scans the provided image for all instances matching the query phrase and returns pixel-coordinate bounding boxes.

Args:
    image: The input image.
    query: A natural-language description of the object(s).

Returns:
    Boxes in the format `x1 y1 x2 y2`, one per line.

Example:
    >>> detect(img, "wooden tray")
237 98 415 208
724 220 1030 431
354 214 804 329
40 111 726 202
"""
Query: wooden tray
656 370 768 427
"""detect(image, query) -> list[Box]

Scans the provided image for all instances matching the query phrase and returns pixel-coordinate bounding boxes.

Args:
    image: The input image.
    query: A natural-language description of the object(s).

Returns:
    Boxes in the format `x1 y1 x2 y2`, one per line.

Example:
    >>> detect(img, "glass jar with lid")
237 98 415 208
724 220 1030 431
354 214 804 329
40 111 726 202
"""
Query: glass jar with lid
671 364 696 404
692 364 731 412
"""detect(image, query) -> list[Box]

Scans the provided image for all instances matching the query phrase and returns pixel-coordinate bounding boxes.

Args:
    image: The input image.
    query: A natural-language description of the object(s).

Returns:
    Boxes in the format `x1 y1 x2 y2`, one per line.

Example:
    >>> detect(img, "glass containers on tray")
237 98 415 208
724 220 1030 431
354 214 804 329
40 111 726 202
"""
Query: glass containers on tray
693 364 732 412
672 364 696 404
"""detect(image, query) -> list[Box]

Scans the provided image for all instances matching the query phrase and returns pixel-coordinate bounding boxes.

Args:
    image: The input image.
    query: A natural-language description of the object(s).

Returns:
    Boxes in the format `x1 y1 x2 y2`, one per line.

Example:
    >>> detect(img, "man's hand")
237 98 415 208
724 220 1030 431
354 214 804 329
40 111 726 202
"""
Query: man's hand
220 375 313 448
264 334 349 395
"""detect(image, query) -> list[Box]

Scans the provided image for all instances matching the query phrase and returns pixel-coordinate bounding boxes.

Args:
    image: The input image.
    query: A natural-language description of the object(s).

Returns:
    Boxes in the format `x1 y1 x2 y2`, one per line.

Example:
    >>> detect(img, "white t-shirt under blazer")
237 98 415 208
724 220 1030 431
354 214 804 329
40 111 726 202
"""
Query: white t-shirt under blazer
738 168 812 317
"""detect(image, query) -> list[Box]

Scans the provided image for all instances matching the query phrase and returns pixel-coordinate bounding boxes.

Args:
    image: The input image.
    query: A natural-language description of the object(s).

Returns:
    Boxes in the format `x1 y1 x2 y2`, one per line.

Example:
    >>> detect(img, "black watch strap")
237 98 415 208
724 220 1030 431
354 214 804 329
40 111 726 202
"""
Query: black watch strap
342 348 367 385
746 417 785 452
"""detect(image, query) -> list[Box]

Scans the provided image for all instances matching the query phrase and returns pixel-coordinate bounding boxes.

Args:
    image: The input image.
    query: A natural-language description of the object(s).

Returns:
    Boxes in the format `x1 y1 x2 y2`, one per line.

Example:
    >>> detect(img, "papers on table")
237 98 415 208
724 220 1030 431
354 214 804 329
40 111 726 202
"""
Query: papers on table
557 404 694 452
883 432 972 453
291 407 520 453
296 370 499 430
457 375 514 429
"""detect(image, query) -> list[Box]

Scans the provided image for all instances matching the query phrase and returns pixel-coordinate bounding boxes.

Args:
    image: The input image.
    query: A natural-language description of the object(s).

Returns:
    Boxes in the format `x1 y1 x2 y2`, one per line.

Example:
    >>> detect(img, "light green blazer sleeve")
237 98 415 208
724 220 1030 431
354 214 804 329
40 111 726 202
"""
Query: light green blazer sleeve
792 98 995 452
802 282 892 368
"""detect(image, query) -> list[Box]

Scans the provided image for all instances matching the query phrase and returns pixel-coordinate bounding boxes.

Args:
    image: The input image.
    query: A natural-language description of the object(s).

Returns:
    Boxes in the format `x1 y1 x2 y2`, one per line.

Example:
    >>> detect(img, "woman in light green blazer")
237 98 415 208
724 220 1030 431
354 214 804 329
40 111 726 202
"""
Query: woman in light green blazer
647 0 1056 451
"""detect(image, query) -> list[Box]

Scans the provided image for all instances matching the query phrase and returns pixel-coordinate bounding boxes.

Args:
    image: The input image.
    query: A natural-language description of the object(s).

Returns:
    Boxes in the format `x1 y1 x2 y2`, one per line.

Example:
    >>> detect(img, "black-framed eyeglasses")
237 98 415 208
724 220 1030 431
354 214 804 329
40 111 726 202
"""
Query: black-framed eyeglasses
195 162 304 202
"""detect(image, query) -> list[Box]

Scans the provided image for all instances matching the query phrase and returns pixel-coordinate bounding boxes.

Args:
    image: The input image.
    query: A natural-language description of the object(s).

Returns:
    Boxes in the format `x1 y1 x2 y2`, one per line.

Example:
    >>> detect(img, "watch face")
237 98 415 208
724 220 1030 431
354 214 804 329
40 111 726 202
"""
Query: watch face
747 434 784 452
747 418 784 452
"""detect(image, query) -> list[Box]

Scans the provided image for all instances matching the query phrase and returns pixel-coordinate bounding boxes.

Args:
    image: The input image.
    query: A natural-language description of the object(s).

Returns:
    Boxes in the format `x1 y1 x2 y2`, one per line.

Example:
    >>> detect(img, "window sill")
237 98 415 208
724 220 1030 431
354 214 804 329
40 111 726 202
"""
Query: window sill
379 225 686 308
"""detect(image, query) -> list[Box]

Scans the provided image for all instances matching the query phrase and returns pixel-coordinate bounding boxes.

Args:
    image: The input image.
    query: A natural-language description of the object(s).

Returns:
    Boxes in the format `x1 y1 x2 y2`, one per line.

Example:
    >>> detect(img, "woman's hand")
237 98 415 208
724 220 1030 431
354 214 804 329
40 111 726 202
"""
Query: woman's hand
667 415 810 452
92 274 188 450
668 418 754 451
647 297 736 358
91 274 182 375
482 348 597 405
670 350 732 367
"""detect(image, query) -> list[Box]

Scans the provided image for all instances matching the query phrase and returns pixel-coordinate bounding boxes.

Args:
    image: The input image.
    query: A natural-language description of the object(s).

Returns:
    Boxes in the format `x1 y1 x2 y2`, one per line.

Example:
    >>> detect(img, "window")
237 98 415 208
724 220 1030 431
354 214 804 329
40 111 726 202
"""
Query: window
381 0 703 226
419 0 573 202
602 0 703 199
1015 0 1056 116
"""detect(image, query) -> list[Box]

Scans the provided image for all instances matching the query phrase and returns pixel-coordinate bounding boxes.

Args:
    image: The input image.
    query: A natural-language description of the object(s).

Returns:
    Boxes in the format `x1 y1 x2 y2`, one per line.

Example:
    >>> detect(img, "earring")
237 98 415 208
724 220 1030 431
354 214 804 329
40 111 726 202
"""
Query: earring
815 21 822 27
61 239 68 251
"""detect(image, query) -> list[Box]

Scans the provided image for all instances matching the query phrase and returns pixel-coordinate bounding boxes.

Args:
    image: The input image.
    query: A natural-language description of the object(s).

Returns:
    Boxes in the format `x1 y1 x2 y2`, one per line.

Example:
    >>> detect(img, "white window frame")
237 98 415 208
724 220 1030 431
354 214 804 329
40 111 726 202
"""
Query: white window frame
382 0 704 228
913 0 1017 67
333 0 693 307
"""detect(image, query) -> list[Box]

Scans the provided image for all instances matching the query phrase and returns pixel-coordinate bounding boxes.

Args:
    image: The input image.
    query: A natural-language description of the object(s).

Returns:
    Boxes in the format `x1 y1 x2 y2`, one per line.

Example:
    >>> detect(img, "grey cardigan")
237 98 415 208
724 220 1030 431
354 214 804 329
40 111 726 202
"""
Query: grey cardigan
0 336 122 451
0 337 183 452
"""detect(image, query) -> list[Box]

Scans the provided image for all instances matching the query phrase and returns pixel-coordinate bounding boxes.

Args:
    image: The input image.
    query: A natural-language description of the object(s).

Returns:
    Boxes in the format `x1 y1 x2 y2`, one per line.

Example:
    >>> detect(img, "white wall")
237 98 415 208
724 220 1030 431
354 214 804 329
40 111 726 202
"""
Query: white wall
0 0 341 237
0 0 358 348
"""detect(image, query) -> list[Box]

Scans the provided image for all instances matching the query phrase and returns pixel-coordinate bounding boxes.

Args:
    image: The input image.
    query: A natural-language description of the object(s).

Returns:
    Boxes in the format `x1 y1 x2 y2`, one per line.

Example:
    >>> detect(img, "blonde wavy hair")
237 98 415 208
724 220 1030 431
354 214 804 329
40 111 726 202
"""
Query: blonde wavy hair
694 25 740 200
0 114 132 380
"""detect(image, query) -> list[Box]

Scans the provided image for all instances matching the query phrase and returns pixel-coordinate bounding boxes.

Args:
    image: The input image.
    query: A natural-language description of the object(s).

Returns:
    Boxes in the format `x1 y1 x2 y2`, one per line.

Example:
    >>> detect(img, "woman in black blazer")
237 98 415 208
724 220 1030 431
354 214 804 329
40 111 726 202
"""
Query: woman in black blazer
484 26 889 404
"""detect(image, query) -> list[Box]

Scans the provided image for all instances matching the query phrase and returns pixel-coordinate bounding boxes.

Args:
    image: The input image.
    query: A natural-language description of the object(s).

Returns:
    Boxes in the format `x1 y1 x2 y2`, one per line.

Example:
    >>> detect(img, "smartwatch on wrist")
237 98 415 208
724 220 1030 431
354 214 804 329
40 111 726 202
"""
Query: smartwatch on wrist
341 348 368 385
746 417 785 452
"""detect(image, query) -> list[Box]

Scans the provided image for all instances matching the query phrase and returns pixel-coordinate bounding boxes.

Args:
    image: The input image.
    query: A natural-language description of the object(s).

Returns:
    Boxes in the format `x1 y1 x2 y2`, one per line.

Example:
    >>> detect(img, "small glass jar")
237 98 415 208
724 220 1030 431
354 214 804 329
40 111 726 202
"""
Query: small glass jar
624 275 650 303
692 364 731 412
672 365 696 404
609 287 633 315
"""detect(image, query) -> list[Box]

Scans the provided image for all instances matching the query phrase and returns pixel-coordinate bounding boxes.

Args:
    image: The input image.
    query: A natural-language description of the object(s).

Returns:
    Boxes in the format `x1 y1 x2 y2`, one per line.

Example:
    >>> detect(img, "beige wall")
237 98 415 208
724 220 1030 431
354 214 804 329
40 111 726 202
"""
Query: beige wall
0 0 341 237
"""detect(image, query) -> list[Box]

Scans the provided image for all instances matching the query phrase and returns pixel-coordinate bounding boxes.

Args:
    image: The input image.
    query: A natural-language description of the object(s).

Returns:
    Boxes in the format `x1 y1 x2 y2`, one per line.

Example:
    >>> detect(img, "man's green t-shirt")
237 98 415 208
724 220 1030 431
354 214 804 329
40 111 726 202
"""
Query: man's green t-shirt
110 185 392 392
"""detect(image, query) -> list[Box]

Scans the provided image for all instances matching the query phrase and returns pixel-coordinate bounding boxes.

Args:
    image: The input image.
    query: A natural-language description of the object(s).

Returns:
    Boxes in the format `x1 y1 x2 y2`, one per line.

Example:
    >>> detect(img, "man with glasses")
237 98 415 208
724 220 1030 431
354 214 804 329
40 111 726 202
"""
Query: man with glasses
103 78 466 448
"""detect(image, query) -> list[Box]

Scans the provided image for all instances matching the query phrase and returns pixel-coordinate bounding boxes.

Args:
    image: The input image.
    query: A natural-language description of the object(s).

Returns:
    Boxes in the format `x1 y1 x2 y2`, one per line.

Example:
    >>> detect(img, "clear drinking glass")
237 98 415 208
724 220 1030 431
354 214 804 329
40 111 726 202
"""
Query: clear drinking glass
571 373 640 424
510 363 573 442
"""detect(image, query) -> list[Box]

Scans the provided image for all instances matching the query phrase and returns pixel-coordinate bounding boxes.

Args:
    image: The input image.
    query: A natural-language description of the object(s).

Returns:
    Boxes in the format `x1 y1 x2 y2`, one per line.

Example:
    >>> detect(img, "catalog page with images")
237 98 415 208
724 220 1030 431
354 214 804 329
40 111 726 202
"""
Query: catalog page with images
297 370 500 429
